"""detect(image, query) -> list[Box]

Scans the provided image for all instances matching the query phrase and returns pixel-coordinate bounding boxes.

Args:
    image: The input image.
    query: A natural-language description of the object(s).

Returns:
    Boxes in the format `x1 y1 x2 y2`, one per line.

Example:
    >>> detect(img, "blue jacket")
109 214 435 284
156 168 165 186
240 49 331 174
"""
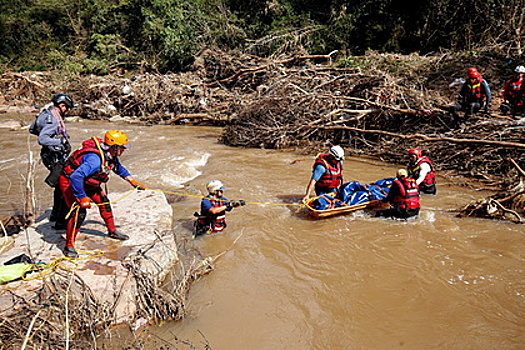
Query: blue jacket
36 108 68 153
70 153 130 199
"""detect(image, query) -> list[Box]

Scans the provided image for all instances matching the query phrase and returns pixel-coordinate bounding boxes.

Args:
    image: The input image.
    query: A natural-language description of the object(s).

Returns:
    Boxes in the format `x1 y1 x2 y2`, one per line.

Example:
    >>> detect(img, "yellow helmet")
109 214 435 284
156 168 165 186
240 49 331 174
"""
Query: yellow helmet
104 130 129 148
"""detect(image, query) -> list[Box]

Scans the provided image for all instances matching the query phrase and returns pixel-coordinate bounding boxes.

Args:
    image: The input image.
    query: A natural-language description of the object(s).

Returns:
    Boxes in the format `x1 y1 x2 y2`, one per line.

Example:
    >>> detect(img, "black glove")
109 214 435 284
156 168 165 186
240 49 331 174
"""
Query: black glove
230 200 241 208
239 200 246 206
62 138 72 155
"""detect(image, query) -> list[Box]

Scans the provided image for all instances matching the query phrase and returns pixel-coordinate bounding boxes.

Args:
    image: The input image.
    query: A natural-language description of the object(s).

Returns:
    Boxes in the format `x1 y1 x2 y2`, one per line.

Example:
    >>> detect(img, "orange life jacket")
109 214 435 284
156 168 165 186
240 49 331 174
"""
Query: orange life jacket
62 137 114 188
313 153 342 190
408 156 436 187
392 178 420 210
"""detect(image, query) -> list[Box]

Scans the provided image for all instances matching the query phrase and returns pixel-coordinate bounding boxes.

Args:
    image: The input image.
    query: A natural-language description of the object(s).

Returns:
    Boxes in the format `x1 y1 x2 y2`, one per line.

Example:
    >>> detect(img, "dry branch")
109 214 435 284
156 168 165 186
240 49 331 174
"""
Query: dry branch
316 126 525 149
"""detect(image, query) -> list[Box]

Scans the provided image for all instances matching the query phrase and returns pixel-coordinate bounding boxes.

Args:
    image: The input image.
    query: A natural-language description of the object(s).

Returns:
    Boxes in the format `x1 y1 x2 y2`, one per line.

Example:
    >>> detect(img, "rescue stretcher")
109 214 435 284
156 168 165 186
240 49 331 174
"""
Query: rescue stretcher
303 196 388 218
302 177 395 218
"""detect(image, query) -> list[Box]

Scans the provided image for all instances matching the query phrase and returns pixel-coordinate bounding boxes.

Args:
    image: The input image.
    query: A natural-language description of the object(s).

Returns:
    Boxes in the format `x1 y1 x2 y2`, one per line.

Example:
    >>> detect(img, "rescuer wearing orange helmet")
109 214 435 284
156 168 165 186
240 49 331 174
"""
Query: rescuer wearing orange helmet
58 130 146 258
451 67 492 126
407 147 436 195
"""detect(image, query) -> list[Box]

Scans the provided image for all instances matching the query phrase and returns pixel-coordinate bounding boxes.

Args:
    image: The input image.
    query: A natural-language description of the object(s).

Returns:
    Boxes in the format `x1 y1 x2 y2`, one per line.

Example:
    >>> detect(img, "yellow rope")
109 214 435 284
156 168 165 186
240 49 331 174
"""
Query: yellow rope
147 188 305 207
35 185 306 280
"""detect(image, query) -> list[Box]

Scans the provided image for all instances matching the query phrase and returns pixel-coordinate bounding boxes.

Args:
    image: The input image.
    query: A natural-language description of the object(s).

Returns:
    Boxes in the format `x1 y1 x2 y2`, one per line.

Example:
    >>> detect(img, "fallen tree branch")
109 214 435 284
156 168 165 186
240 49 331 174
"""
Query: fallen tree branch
315 126 525 149
170 113 222 124
488 198 522 223
509 158 525 177
207 52 339 87
318 94 421 115
308 108 378 126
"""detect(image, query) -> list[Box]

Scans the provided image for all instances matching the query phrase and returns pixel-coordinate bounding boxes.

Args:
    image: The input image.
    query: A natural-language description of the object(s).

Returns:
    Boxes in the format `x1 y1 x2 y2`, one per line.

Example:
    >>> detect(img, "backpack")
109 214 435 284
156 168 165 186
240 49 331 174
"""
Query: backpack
29 115 41 136
29 106 53 136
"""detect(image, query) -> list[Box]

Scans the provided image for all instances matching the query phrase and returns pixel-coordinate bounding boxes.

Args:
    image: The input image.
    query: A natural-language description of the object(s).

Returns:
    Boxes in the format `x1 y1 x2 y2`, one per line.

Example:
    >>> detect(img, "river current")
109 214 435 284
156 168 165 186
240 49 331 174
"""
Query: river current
0 114 523 349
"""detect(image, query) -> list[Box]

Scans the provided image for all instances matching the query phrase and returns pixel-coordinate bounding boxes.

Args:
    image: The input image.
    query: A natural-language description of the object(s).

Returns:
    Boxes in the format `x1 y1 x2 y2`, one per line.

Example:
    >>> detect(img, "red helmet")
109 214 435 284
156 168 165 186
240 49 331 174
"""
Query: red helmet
408 148 422 158
467 67 479 75
467 70 481 79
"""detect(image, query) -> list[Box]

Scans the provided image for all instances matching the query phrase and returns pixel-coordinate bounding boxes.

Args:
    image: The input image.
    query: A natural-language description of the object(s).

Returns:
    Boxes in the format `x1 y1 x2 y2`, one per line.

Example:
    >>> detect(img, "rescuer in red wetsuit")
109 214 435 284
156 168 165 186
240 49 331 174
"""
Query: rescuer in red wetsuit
59 130 146 258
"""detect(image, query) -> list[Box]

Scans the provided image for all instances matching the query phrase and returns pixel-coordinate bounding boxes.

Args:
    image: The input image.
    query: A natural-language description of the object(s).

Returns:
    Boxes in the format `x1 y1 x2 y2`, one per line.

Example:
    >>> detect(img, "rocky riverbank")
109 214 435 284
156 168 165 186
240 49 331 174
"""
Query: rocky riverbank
0 190 212 348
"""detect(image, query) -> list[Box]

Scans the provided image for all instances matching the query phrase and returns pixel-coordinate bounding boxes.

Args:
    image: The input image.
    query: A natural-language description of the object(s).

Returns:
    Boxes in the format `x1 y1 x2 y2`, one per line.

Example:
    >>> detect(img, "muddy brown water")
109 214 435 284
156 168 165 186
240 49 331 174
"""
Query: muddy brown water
1 114 523 349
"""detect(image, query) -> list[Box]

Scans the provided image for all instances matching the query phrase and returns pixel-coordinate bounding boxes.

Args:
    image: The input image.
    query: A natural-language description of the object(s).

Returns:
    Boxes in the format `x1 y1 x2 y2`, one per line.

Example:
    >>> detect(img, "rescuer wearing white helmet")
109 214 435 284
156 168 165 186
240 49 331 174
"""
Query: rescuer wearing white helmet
302 145 345 202
500 65 525 117
194 180 245 237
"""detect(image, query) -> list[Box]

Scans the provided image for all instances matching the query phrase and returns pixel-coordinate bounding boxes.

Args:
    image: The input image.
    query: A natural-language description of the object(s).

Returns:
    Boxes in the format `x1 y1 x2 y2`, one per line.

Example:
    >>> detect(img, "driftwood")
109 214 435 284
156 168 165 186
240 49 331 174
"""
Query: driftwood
24 150 36 225
0 247 214 349
458 157 525 222
169 113 229 125
315 126 525 149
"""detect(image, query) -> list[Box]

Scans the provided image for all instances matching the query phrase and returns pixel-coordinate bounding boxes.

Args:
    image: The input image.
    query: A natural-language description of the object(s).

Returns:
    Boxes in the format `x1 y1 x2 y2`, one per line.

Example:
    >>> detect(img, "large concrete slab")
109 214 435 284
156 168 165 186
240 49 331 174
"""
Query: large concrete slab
0 189 176 324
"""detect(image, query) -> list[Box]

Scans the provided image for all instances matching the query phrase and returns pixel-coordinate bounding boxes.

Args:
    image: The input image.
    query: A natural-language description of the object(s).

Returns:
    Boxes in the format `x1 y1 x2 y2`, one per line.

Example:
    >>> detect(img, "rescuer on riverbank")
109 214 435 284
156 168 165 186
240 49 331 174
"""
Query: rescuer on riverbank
451 68 492 126
29 93 75 230
500 65 525 117
58 130 146 258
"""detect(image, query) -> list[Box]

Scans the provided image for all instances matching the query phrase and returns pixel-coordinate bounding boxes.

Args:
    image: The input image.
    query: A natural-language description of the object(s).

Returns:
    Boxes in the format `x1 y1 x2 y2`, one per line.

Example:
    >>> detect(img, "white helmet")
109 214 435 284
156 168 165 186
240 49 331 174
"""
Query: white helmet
329 145 345 160
515 65 525 74
396 169 408 178
206 180 226 193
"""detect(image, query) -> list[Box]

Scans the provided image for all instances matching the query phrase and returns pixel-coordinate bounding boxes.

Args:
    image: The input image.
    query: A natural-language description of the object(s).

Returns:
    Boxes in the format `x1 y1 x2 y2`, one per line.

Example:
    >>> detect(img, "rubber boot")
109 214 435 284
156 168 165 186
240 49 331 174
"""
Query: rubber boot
108 230 129 240
63 246 79 258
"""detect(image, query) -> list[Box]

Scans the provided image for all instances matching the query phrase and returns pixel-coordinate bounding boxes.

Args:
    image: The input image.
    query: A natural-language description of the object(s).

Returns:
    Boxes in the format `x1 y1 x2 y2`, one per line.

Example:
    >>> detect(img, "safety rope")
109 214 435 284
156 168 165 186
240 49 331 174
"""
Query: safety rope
29 190 139 279
147 188 305 207
29 186 307 280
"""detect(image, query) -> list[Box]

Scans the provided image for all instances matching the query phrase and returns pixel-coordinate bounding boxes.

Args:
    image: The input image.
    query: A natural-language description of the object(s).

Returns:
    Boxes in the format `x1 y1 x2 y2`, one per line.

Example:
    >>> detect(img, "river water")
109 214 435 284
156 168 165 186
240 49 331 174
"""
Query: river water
1 114 523 349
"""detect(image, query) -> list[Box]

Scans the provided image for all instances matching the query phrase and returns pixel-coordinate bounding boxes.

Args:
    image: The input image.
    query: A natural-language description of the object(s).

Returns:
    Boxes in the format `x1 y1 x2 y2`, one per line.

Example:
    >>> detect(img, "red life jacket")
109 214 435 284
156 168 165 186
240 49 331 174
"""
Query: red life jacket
392 178 420 209
464 79 487 102
198 197 227 233
62 137 114 187
503 78 524 104
313 153 342 189
409 156 436 186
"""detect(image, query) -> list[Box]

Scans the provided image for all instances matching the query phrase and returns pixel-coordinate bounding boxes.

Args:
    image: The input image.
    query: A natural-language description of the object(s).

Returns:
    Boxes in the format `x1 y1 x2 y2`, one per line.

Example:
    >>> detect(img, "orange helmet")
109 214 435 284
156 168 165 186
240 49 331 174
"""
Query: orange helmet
408 148 422 158
104 130 129 148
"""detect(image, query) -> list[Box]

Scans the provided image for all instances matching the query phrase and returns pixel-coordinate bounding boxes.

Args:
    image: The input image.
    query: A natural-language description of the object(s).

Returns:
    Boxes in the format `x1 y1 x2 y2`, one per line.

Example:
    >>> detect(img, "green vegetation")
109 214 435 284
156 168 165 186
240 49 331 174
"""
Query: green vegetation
0 0 523 74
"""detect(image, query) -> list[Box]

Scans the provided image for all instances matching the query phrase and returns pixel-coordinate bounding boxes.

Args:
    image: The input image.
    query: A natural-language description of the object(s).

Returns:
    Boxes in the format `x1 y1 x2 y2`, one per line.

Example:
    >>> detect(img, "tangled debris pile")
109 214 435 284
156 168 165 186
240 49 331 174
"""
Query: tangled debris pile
1 48 524 220
0 257 213 349
457 159 525 223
